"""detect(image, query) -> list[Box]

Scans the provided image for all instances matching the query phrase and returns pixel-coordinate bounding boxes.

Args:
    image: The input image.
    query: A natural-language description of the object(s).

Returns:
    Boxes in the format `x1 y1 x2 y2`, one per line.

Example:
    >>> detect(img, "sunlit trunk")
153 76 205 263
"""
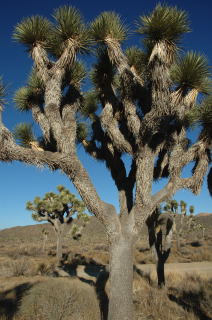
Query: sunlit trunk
108 233 134 320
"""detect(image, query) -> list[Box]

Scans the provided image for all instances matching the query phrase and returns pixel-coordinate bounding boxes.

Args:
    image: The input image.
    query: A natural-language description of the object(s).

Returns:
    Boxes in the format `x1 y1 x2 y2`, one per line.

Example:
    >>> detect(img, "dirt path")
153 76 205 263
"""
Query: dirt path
76 262 212 282
136 261 212 277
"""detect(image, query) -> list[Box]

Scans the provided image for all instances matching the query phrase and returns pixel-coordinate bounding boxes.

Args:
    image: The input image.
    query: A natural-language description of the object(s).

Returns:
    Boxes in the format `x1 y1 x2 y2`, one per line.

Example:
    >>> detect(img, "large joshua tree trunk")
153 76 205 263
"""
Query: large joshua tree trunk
108 232 134 320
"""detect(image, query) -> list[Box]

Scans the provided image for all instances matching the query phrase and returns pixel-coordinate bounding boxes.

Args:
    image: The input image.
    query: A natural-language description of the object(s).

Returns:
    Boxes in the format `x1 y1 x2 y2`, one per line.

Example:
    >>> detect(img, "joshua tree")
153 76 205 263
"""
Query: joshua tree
175 200 187 248
146 209 173 287
41 228 49 252
188 205 195 231
189 205 195 216
0 4 211 319
26 185 87 265
164 199 178 231
68 213 90 240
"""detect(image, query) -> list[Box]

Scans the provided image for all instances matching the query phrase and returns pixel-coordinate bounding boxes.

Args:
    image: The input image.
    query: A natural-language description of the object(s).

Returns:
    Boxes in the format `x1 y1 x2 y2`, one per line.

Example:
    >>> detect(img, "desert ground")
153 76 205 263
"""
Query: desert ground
0 214 211 319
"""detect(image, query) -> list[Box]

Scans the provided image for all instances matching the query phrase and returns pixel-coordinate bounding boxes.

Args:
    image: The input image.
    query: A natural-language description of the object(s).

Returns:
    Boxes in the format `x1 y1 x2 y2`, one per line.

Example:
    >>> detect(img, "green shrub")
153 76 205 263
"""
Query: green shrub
17 278 100 320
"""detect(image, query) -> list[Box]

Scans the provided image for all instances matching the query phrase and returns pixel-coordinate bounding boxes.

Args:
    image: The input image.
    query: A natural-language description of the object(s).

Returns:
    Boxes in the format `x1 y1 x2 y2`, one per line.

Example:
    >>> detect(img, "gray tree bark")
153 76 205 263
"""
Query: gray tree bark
108 233 134 320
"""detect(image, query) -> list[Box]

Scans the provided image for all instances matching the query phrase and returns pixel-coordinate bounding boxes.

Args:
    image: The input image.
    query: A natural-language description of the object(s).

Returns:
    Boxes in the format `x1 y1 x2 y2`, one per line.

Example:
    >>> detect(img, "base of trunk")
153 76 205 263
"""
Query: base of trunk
108 235 134 320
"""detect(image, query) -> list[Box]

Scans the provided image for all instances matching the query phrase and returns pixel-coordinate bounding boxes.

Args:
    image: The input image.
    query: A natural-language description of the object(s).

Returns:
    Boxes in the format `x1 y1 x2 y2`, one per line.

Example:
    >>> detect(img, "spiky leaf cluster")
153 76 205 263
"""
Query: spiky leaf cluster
180 200 187 214
172 52 211 93
28 68 44 90
26 186 86 221
14 70 44 112
13 123 35 147
184 95 212 132
14 87 32 112
199 95 212 124
49 6 90 56
13 16 52 49
80 92 98 118
76 122 88 143
137 4 190 45
125 47 147 77
91 48 116 89
64 61 86 86
165 199 179 214
90 12 127 42
189 205 194 214
0 77 5 106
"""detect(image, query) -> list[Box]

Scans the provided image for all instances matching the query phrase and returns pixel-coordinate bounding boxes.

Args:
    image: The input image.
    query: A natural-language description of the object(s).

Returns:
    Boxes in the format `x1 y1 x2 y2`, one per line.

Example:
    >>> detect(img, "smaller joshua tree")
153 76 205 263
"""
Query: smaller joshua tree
164 199 178 232
146 208 173 288
41 228 49 252
26 185 87 265
188 205 195 231
69 213 90 240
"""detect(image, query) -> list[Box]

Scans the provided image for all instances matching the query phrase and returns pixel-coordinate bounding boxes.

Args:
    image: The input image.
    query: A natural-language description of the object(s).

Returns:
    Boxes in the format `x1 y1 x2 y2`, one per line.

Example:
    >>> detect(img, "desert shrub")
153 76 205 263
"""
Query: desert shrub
17 278 100 320
134 285 198 320
35 262 55 276
133 274 199 320
169 274 212 319
8 258 31 276
7 245 41 259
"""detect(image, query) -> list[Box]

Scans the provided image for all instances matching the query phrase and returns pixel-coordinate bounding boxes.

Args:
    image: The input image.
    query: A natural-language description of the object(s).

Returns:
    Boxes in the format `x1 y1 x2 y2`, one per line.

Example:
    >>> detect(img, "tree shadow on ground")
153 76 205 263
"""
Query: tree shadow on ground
0 282 33 320
95 267 109 320
168 289 211 320
63 261 109 320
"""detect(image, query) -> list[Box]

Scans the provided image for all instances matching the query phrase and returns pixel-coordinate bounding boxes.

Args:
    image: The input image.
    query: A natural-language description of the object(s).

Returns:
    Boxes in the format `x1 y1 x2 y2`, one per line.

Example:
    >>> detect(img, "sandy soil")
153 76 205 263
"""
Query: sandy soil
75 261 212 283
137 261 212 277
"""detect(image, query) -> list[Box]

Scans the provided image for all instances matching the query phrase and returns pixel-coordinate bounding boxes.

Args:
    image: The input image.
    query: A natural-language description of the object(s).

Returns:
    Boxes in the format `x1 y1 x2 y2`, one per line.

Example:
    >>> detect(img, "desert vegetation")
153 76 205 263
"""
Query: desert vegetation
0 214 212 319
0 2 211 320
26 185 89 265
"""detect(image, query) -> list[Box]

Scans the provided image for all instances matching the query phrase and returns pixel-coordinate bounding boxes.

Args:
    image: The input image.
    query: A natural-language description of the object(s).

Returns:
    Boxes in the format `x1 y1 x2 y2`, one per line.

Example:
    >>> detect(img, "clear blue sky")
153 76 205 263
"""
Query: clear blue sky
0 0 211 229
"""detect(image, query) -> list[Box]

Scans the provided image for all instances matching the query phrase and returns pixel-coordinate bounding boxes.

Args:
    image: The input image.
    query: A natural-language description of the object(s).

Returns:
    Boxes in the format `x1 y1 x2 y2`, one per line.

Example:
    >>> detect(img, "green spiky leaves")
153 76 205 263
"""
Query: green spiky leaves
13 16 52 49
80 92 98 118
172 52 211 94
14 69 44 112
65 61 86 86
125 47 147 77
53 6 86 41
90 12 127 42
26 185 87 221
91 48 116 89
13 123 35 147
14 87 32 112
137 4 190 45
198 95 212 127
0 77 5 106
76 122 88 143
49 6 90 56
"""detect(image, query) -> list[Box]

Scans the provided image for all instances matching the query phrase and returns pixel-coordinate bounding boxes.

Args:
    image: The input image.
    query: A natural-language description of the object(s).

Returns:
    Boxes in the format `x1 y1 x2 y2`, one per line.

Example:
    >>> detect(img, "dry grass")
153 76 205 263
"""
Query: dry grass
133 271 212 320
0 217 212 319
0 272 211 320
16 278 100 320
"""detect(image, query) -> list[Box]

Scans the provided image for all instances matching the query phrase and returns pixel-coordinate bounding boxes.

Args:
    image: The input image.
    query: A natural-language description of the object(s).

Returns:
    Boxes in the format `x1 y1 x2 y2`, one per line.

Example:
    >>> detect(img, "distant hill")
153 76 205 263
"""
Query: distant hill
1 214 212 243
197 213 212 217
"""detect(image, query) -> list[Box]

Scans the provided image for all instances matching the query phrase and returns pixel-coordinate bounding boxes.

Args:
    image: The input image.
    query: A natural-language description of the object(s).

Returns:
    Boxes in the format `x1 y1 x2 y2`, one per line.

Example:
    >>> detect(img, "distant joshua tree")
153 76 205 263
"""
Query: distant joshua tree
188 205 195 231
26 185 88 265
146 209 173 288
41 228 49 252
